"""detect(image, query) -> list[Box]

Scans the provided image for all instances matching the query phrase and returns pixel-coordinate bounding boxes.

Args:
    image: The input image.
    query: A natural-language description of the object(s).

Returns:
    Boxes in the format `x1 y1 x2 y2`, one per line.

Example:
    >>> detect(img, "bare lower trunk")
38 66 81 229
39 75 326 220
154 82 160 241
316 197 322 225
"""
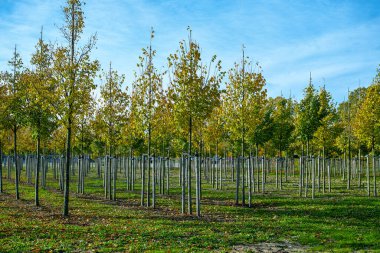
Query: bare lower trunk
35 135 41 206
14 126 19 200
188 115 192 214
63 119 72 217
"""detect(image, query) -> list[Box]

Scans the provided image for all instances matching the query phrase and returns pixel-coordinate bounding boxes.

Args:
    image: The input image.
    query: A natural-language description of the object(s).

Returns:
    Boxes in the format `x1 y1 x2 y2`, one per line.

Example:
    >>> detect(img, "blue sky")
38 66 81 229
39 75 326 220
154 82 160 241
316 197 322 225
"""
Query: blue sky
1 0 380 102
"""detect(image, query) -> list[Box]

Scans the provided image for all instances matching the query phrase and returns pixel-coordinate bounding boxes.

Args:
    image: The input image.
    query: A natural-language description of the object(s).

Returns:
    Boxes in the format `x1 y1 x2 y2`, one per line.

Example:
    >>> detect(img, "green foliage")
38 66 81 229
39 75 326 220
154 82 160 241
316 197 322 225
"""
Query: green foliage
1 47 26 132
295 77 320 153
97 65 128 155
224 51 267 156
313 86 339 155
26 31 57 142
354 80 380 152
271 96 295 156
168 29 224 147
132 29 163 154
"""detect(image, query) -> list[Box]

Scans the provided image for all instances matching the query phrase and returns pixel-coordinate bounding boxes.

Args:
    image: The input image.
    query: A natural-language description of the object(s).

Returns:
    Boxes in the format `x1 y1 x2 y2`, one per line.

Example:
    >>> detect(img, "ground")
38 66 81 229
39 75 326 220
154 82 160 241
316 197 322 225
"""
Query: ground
0 166 379 252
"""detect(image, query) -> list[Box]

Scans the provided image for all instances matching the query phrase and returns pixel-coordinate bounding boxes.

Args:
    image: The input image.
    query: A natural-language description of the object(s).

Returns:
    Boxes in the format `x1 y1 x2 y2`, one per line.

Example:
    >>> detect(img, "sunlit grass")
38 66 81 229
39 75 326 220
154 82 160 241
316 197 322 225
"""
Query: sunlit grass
0 163 379 252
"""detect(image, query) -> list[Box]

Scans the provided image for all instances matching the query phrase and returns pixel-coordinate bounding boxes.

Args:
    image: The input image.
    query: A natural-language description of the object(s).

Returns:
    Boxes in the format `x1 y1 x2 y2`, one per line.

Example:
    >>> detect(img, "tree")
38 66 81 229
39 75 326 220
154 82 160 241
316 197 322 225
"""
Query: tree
1 46 26 200
97 63 128 200
250 99 274 156
354 68 380 196
50 0 99 216
296 75 321 156
224 47 266 205
153 89 175 157
168 28 223 214
132 29 162 207
271 96 295 157
27 28 57 206
313 86 338 192
98 64 127 157
313 86 338 155
0 80 8 194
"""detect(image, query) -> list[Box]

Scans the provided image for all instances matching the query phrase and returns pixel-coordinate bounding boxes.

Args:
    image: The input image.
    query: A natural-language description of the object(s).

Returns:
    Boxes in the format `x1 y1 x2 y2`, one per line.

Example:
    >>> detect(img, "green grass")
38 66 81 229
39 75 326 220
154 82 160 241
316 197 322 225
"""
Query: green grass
0 163 380 252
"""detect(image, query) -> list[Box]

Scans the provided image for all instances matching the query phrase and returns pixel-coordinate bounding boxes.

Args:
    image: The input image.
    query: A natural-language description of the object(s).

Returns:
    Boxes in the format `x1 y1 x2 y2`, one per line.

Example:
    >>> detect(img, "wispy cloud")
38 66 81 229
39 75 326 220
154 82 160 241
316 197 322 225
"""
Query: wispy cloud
1 0 379 102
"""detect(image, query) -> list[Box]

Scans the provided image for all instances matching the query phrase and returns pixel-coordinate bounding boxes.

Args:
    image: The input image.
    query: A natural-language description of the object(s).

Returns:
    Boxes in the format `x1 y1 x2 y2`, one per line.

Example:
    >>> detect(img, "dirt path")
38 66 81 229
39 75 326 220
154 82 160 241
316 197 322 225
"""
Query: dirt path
232 242 309 252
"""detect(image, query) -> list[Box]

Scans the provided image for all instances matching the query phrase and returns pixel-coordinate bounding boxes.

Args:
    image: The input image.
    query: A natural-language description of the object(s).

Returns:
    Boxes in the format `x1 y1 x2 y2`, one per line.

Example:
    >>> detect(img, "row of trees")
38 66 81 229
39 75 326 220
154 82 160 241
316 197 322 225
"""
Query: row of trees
1 0 380 216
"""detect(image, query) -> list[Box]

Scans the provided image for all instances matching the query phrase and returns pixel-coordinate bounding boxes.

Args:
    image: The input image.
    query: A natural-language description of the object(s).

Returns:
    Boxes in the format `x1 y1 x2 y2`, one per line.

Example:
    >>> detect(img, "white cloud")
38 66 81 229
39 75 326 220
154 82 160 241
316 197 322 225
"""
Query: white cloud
1 0 379 103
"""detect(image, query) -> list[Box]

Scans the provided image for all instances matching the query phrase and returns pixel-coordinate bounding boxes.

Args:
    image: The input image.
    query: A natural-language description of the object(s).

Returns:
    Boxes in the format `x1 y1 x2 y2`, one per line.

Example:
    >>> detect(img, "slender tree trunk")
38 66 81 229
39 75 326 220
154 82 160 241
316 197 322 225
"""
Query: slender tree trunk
152 155 156 208
195 152 201 217
248 153 252 207
181 154 185 214
241 126 245 206
322 146 325 194
35 134 41 206
312 156 315 199
256 144 259 192
347 137 351 189
63 116 72 217
327 159 331 192
14 126 19 200
188 115 192 214
275 157 279 189
372 144 377 197
367 154 370 197
235 154 240 205
358 149 361 188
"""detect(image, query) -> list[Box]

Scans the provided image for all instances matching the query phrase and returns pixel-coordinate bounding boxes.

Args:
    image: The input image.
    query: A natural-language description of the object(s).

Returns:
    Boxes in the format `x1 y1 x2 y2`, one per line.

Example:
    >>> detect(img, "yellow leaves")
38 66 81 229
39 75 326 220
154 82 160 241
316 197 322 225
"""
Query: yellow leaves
224 56 267 144
354 83 380 148
168 30 222 140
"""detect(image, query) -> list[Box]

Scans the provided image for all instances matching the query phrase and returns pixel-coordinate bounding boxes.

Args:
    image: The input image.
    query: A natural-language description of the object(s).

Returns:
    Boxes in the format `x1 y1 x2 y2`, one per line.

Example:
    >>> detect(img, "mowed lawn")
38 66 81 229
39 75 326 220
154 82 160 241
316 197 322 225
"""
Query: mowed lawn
1 169 380 252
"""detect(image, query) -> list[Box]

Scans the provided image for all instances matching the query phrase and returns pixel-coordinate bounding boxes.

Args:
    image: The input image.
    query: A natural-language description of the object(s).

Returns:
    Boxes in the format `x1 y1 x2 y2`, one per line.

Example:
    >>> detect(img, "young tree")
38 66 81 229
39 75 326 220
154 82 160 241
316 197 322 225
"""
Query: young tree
1 46 26 200
271 96 295 157
98 64 128 156
97 63 128 200
0 81 8 194
224 48 266 205
132 29 162 207
168 28 223 214
27 28 57 206
50 0 99 216
354 69 380 196
250 101 273 155
295 75 321 156
313 86 338 192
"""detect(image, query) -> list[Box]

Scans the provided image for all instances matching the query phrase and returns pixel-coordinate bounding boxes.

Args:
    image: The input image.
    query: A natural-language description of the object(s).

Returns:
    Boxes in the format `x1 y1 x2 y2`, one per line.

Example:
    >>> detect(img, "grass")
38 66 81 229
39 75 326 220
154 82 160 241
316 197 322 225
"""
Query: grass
0 161 380 252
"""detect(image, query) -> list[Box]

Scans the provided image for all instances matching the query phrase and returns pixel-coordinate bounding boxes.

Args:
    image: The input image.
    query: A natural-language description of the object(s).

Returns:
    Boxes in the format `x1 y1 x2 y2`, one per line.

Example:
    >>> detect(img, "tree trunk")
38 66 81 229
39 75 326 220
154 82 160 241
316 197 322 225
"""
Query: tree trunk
14 126 19 200
328 159 331 192
241 127 245 206
367 154 370 197
235 155 240 205
372 144 377 197
35 134 41 206
188 115 192 214
312 156 315 199
256 144 259 192
347 137 351 189
152 155 156 208
63 117 72 217
181 154 185 214
358 149 361 188
322 146 325 194
147 124 151 207
248 153 252 207
195 153 201 217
